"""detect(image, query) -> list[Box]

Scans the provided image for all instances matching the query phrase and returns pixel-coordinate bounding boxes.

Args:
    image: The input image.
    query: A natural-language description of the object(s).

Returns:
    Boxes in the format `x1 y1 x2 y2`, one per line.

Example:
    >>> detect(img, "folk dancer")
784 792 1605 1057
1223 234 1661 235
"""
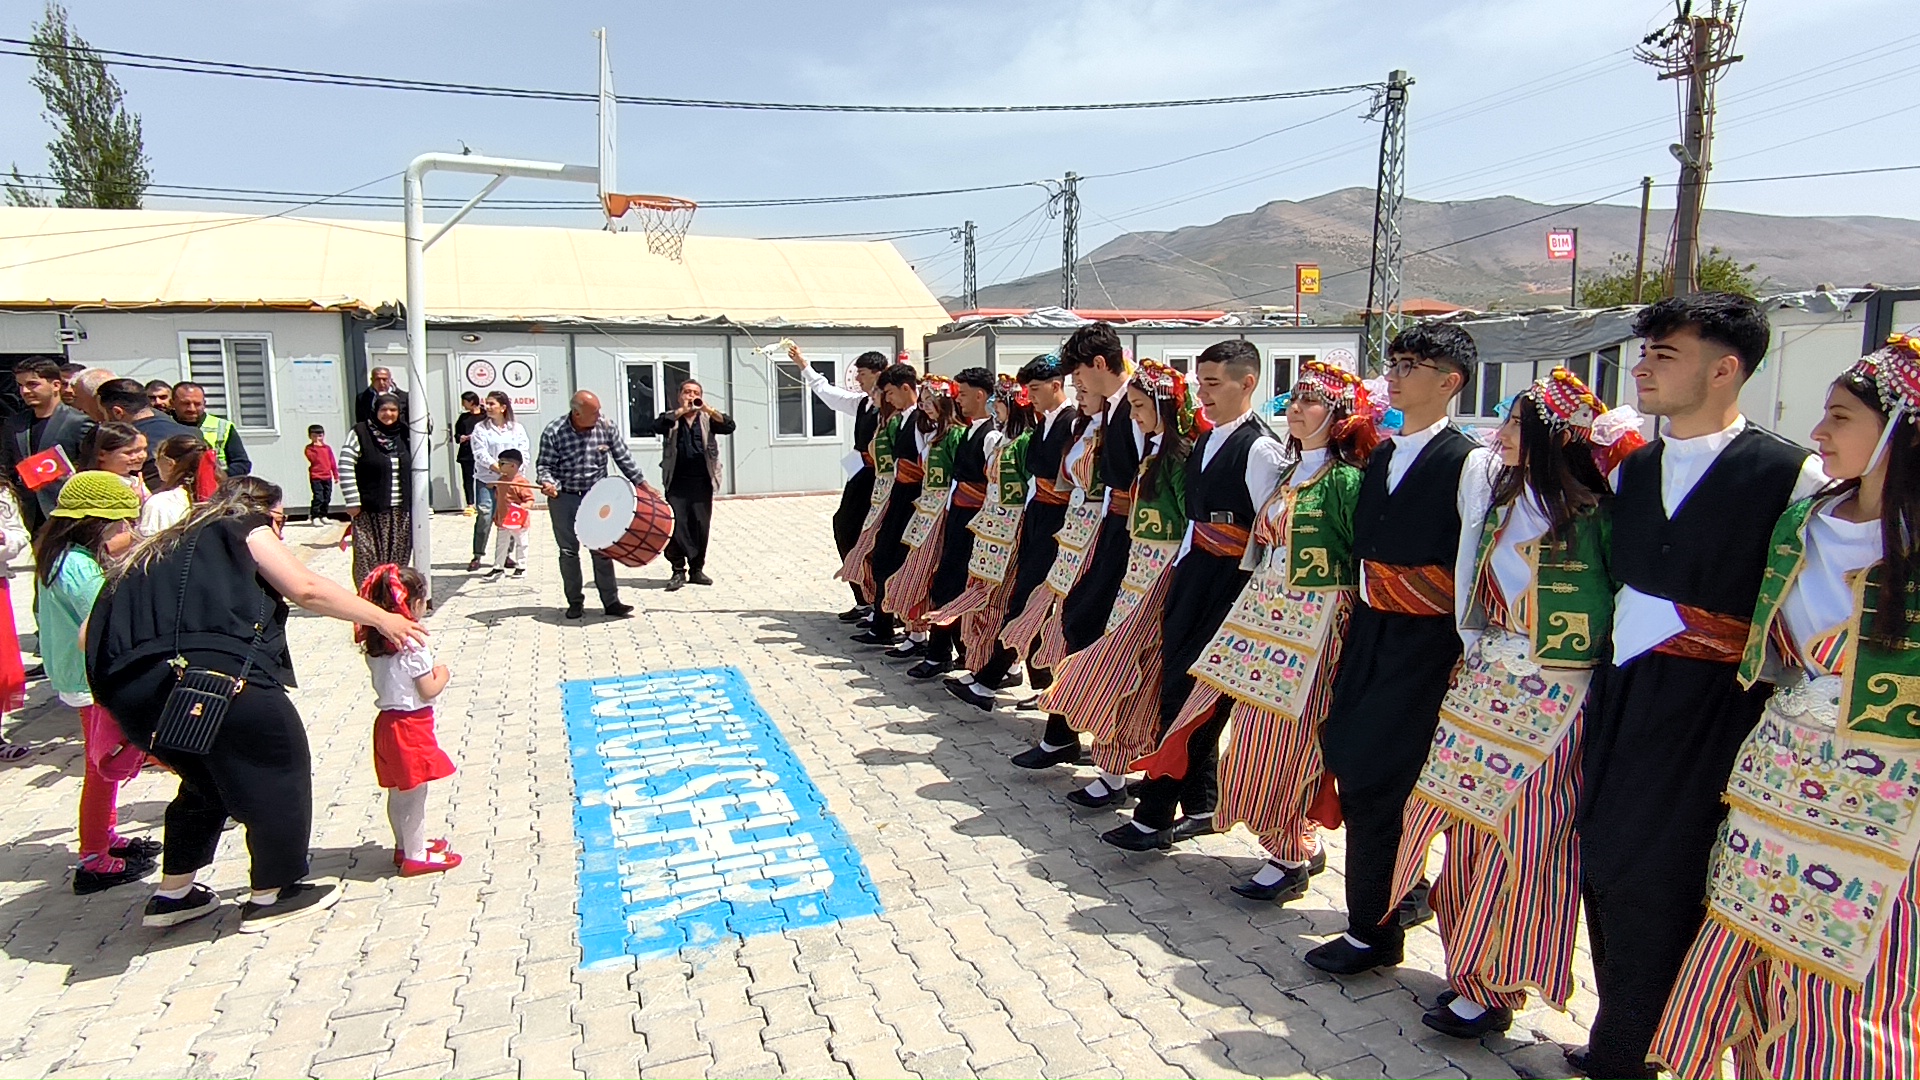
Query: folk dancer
1151 360 1380 899
791 345 891 621
1572 294 1827 1079
845 365 926 648
1648 337 1920 1079
1040 360 1198 809
1103 341 1290 850
996 379 1105 715
1305 322 1489 975
899 369 1002 679
946 358 1077 711
874 377 965 662
1011 323 1142 770
1388 368 1643 1039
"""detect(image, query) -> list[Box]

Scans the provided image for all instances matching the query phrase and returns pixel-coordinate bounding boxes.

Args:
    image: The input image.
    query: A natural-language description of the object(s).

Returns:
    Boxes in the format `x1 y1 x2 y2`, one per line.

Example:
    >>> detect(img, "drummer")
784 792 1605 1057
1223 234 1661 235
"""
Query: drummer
536 390 651 620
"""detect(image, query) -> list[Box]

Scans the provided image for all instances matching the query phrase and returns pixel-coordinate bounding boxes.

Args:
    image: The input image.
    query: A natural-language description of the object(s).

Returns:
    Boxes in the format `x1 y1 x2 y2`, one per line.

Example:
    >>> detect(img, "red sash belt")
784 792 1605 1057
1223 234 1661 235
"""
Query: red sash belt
894 459 925 484
1362 560 1455 617
1106 490 1135 517
1191 522 1252 558
952 482 988 509
1653 604 1749 664
1033 478 1072 506
860 450 875 469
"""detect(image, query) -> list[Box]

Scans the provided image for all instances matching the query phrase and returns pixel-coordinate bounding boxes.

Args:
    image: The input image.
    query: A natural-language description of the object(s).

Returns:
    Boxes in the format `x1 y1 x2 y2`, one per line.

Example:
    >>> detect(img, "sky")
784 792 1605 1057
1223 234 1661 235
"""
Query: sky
1 0 1912 299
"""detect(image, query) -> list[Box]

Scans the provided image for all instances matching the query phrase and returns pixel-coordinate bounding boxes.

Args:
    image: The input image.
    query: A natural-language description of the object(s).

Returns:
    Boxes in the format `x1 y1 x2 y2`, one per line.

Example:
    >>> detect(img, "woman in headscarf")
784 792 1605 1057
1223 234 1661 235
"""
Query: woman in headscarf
339 393 413 586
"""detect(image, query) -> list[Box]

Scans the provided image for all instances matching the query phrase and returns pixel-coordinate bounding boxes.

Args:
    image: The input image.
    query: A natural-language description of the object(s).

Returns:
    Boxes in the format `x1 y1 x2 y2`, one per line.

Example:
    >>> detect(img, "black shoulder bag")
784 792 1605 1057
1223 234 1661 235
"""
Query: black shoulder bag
149 529 266 755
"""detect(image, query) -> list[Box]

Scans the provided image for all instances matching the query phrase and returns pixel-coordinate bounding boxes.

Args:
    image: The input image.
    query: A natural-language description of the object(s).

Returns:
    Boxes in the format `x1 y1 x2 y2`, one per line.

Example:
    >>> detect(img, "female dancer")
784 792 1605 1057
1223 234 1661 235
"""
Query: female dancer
1650 337 1920 1079
878 376 964 659
927 374 1037 679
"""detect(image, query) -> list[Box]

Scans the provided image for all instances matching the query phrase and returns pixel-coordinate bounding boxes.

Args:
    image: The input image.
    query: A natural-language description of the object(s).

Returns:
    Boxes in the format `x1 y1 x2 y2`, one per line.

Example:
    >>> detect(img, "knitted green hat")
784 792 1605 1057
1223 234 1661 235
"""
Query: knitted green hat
52 470 142 521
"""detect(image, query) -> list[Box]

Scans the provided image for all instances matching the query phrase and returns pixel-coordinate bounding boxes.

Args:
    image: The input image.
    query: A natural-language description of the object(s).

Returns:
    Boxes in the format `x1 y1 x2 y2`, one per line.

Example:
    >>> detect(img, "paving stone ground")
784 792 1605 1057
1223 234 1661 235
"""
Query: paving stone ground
0 494 1597 1079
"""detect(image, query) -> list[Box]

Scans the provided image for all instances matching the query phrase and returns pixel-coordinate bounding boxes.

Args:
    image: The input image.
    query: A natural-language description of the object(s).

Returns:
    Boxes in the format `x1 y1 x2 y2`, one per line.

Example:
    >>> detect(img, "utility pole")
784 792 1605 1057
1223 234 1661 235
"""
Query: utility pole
1639 2 1742 296
953 220 978 311
1059 172 1080 311
1363 70 1411 369
1633 175 1653 304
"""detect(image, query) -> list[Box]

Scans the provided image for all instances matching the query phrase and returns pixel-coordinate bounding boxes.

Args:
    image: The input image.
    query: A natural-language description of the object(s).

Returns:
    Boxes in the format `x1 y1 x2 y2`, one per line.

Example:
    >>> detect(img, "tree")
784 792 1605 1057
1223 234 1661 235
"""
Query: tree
3 2 150 209
1579 247 1761 307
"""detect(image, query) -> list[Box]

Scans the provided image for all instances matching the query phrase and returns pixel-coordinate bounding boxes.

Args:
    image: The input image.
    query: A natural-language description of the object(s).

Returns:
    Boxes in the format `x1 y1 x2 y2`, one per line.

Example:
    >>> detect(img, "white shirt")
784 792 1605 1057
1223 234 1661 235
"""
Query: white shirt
369 641 438 713
1174 408 1290 563
139 487 192 536
1387 415 1451 493
469 420 532 485
801 366 873 416
1612 415 1830 664
1780 501 1881 667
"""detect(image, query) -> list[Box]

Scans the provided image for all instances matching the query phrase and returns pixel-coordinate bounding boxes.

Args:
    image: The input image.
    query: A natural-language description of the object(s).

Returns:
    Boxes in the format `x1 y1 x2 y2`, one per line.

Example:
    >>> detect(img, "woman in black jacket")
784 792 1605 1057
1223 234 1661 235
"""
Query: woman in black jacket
89 476 425 931
340 393 412 586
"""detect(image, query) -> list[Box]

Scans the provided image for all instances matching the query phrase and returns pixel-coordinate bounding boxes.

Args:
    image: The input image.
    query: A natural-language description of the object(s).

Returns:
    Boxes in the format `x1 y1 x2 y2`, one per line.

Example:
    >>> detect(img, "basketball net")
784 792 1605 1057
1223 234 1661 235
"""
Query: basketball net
606 193 697 261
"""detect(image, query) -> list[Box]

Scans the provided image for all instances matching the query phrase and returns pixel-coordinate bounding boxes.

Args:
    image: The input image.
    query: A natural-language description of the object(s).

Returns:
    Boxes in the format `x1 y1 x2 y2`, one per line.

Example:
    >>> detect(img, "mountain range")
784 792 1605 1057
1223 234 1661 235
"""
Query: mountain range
953 188 1920 316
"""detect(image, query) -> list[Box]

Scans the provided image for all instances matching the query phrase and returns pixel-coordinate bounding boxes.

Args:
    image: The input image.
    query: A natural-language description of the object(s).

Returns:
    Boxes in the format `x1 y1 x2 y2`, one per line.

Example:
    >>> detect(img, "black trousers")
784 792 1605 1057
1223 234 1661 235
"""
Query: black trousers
1041 512 1132 748
1320 604 1463 949
458 458 476 506
834 467 876 604
866 482 921 637
1133 554 1251 829
665 471 715 573
309 478 332 521
101 655 314 891
1577 654 1770 1079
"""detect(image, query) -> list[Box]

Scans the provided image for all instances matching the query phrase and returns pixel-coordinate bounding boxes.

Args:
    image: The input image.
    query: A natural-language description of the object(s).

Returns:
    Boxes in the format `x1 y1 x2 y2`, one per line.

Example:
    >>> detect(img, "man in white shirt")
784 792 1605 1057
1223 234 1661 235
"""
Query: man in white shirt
1572 293 1823 1080
792 347 890 620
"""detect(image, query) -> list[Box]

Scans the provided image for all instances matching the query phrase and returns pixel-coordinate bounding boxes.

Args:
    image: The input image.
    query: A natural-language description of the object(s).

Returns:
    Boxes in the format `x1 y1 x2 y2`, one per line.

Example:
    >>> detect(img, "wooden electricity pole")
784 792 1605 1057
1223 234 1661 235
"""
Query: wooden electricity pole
1633 176 1653 304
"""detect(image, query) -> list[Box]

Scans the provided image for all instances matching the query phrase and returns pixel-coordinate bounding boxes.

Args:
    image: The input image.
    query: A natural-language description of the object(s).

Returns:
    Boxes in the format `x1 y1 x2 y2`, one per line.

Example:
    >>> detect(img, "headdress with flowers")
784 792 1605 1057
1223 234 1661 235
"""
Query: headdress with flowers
918 375 956 405
994 372 1030 409
1507 366 1647 474
1131 358 1209 438
1846 334 1920 469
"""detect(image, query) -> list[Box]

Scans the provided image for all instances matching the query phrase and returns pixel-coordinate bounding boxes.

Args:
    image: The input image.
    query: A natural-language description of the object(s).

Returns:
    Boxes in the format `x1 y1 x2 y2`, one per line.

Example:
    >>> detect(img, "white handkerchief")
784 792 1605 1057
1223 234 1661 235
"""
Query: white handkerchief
842 451 865 479
1611 585 1688 666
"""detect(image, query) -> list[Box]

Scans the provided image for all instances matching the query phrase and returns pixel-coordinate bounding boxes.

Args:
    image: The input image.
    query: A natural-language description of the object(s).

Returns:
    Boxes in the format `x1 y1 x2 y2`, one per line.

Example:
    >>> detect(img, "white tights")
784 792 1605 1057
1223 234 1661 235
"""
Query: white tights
387 784 430 860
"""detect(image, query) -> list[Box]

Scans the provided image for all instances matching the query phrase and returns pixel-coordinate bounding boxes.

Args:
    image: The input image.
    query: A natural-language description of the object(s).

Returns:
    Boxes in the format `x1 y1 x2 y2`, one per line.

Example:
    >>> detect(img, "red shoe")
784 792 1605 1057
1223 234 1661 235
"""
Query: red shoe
399 849 462 877
391 838 450 867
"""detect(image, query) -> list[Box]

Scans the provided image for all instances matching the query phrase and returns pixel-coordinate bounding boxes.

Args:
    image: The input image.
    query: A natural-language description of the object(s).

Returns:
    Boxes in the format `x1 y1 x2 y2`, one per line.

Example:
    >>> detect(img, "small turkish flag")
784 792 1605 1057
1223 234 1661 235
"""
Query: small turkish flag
16 446 72 491
498 504 531 532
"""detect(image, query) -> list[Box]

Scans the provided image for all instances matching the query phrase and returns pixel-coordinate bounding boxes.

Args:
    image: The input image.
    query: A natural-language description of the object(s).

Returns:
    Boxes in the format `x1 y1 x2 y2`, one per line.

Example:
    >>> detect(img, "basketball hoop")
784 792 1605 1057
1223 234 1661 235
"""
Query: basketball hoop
606 193 697 261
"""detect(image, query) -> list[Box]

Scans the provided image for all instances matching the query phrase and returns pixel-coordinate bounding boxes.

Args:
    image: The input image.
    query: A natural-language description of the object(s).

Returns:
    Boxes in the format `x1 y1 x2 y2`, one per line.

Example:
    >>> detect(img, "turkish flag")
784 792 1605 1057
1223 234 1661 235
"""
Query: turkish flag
498 504 531 531
16 446 72 491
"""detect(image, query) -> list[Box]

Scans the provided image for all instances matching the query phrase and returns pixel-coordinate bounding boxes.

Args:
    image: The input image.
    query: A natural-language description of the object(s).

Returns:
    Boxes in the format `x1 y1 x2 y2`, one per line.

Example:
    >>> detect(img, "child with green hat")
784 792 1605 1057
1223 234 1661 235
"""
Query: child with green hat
37 470 156 894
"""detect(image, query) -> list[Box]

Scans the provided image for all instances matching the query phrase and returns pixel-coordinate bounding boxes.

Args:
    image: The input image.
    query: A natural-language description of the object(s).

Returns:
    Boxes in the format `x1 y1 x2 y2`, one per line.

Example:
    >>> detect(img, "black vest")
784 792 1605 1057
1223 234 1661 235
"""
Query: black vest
892 419 923 464
854 398 879 459
1185 419 1270 526
1352 425 1477 567
1027 409 1077 485
1611 426 1810 617
953 420 993 484
1096 394 1141 498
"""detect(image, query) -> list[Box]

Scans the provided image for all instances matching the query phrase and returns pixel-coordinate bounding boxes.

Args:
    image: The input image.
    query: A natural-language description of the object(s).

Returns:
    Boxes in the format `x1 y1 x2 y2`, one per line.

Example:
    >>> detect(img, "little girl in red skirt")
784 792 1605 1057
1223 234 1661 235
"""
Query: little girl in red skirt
358 564 459 876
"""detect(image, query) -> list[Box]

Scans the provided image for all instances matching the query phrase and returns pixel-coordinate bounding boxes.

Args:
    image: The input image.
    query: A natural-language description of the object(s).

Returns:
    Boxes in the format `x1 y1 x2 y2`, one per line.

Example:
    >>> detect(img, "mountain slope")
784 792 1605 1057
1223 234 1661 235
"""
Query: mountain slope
960 188 1920 315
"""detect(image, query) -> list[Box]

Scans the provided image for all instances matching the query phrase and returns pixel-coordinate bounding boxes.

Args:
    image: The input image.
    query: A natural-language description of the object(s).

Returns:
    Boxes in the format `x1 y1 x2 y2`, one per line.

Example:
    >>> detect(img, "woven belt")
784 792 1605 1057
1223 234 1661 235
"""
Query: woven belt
1033 478 1072 506
1362 560 1455 617
894 459 925 484
1191 522 1252 558
952 482 988 509
1653 604 1750 664
860 451 875 469
1107 490 1135 518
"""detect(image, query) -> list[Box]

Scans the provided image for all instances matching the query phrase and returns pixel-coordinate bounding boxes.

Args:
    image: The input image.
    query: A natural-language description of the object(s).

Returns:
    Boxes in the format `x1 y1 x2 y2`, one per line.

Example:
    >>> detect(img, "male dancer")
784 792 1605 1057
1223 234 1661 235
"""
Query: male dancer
1305 322 1487 976
908 368 999 679
948 356 1076 709
793 346 890 621
1011 323 1140 770
1104 340 1288 849
1571 294 1825 1079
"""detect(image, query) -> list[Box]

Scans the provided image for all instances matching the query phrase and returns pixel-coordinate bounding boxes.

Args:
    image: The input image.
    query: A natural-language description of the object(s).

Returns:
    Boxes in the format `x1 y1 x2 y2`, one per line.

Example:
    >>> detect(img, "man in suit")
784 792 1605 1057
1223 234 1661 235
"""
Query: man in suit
355 367 410 428
0 357 97 534
651 379 736 591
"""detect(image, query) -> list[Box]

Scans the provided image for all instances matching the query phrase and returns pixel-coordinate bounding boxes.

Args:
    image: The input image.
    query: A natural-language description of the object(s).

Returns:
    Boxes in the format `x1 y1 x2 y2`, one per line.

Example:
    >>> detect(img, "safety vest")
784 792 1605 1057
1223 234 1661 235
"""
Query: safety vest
199 414 235 467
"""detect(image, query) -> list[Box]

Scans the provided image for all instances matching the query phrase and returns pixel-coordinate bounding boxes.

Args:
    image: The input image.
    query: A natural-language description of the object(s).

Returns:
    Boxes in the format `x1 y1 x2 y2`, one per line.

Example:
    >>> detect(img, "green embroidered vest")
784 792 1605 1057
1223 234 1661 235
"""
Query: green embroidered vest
1465 499 1613 668
1286 460 1361 590
923 426 963 490
1740 496 1920 744
997 431 1034 506
1130 453 1188 543
871 415 901 475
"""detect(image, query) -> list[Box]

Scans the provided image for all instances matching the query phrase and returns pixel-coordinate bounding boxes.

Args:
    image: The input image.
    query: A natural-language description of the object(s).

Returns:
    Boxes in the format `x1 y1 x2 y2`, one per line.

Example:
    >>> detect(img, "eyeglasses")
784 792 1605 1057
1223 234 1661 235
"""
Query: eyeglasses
1383 358 1445 378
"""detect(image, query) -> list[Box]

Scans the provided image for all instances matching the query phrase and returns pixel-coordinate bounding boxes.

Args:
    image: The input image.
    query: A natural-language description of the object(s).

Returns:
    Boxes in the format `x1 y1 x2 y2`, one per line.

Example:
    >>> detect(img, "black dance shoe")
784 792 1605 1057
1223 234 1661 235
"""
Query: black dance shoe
945 680 996 712
1099 822 1171 851
1065 783 1134 810
1010 743 1083 770
1229 862 1312 903
905 659 951 680
1167 815 1217 844
1420 1002 1513 1039
1304 936 1402 975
